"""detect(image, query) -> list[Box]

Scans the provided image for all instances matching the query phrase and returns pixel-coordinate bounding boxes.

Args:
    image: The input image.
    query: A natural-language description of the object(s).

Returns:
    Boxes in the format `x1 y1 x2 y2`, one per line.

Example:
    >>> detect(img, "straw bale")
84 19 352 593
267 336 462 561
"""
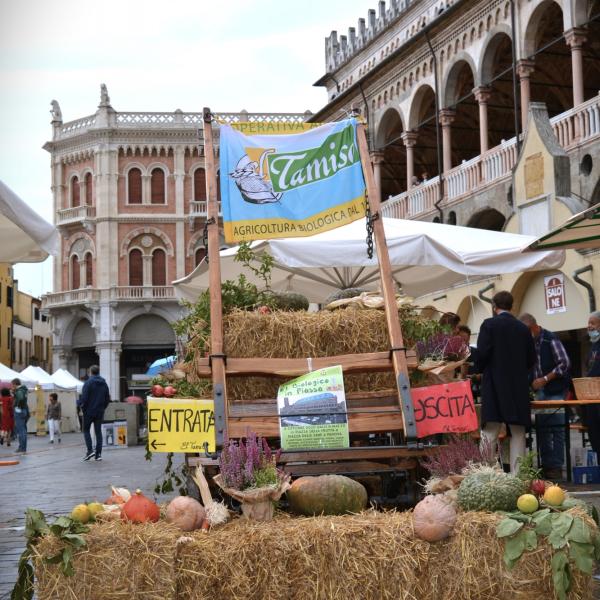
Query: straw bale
193 307 433 401
33 521 180 600
33 509 594 600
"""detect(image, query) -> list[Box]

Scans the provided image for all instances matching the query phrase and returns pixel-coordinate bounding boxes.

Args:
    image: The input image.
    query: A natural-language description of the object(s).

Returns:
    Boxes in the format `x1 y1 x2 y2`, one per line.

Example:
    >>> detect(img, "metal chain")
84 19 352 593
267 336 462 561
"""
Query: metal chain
202 217 215 263
365 194 374 260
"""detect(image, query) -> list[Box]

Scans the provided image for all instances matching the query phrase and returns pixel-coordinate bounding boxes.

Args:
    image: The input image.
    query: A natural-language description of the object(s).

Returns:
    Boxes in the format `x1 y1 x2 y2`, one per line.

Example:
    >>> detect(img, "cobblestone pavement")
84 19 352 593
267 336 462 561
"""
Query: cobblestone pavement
1 433 600 598
0 432 181 599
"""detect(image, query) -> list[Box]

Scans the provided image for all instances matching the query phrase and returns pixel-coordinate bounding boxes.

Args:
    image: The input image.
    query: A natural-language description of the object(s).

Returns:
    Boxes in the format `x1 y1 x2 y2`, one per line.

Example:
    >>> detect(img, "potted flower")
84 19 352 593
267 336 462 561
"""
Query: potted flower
414 332 470 384
213 431 290 521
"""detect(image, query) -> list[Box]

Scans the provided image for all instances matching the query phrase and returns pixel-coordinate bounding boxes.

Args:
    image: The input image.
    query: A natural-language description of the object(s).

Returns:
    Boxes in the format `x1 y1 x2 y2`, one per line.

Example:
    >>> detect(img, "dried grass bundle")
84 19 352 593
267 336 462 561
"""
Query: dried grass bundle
33 521 180 600
189 307 435 401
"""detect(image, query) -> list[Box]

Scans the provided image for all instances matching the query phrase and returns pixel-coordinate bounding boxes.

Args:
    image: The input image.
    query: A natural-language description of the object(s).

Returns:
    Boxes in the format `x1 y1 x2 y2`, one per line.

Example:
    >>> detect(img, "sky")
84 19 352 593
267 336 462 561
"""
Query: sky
0 0 371 297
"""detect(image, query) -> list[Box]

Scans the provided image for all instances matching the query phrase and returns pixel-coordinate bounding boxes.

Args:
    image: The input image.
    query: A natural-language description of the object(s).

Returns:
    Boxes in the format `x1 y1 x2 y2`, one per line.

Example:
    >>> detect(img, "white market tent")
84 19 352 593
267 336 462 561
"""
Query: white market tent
21 365 61 390
174 217 565 303
51 368 84 393
0 180 58 262
0 362 33 384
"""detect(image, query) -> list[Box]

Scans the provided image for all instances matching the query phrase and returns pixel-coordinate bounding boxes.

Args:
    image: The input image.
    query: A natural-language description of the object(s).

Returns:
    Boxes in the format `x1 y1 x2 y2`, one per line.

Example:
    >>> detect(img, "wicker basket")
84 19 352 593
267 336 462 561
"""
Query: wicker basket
573 377 600 400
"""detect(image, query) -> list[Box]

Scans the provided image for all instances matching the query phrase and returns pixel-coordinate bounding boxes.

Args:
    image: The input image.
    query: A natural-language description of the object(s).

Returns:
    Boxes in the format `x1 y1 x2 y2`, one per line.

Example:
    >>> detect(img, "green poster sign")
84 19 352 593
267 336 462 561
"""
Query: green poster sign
277 365 349 451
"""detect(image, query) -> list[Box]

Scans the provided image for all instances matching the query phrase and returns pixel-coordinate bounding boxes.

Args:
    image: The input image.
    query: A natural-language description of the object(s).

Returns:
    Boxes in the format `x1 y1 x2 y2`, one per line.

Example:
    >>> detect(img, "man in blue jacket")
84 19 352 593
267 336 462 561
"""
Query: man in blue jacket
80 365 110 461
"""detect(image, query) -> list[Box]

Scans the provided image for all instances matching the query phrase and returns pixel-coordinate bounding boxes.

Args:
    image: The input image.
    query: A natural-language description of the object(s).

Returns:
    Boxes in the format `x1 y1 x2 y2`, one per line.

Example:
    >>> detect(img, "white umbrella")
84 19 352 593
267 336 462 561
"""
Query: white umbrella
173 217 565 303
0 180 58 262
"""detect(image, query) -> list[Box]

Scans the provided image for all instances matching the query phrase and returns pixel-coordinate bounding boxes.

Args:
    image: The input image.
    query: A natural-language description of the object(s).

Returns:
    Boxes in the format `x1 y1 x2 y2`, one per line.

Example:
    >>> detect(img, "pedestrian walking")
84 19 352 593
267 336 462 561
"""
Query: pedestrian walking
80 365 110 461
46 392 62 444
476 291 536 473
0 387 14 446
582 311 600 458
520 313 571 480
11 378 29 454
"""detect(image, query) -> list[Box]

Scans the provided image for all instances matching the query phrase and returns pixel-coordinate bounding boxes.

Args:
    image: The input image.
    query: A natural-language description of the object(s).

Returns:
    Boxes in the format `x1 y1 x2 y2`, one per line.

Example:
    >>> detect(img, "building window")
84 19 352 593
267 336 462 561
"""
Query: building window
19 339 22 365
6 285 12 308
71 255 80 289
152 248 166 286
151 168 166 204
84 252 93 287
34 307 40 320
84 172 93 205
42 314 47 322
7 327 10 350
129 249 143 286
71 176 80 207
128 168 142 204
195 247 206 266
194 168 207 202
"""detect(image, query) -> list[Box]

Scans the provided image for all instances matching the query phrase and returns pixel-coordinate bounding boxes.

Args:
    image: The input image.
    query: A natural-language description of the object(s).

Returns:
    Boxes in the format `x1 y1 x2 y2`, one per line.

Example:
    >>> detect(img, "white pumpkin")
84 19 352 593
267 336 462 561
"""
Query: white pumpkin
165 496 206 531
412 495 457 542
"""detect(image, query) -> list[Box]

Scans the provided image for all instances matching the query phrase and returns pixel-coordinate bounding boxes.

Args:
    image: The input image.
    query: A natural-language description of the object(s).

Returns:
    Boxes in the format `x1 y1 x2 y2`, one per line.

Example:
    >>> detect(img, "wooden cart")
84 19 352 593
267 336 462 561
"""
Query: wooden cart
186 109 434 505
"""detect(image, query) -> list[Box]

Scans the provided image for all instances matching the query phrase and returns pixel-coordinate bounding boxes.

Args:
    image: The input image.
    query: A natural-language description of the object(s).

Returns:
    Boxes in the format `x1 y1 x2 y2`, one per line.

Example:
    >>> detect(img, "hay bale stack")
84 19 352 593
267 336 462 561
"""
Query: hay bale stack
194 308 433 401
33 521 180 600
32 510 594 600
177 511 429 600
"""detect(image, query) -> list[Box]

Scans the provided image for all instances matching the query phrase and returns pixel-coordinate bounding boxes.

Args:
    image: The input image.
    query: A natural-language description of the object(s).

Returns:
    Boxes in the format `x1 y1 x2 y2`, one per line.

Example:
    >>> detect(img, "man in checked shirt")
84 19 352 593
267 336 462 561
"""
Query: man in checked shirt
520 313 571 480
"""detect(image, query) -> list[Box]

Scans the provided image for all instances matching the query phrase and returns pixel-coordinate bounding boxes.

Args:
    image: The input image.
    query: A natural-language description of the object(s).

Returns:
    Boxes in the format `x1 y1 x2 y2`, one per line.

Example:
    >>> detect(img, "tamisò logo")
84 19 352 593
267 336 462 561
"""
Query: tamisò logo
229 124 359 205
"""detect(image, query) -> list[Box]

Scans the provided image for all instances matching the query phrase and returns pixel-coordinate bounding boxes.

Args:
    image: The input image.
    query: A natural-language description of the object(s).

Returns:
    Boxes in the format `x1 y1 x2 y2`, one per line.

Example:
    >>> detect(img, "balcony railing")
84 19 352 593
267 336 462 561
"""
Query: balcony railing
382 93 600 220
42 286 176 309
56 205 96 226
189 200 222 218
110 286 175 300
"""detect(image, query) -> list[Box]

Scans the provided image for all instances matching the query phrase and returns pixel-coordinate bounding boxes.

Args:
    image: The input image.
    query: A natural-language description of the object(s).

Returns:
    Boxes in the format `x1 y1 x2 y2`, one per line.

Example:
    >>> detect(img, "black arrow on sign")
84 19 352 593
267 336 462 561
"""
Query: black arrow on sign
150 440 166 450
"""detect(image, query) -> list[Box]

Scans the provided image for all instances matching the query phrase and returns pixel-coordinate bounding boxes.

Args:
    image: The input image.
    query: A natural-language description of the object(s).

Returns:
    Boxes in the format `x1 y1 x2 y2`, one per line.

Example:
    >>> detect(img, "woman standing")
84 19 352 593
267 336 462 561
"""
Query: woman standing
0 387 14 446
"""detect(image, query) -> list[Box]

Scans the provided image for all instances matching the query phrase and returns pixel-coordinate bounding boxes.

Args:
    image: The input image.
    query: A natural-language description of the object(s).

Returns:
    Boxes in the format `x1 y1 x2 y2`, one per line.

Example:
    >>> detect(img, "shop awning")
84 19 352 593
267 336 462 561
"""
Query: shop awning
174 217 565 303
0 180 59 262
527 202 600 251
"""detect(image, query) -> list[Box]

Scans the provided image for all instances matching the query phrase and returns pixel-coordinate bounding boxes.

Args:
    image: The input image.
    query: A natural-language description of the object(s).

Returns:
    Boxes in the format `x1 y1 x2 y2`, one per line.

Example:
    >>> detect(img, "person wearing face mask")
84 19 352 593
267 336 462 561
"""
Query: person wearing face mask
582 311 600 458
476 291 536 473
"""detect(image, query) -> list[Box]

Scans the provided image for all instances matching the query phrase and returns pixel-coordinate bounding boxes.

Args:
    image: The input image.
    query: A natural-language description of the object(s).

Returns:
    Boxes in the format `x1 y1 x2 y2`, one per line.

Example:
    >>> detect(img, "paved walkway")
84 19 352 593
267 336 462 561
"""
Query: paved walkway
0 432 181 599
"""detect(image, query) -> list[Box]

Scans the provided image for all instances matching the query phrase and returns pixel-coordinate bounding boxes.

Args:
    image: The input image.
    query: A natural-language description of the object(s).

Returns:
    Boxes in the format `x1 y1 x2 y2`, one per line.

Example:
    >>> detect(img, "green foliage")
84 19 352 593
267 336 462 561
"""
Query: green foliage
252 464 278 488
515 450 542 483
149 376 210 399
12 509 88 600
173 243 277 358
497 505 599 600
146 451 189 497
264 291 310 311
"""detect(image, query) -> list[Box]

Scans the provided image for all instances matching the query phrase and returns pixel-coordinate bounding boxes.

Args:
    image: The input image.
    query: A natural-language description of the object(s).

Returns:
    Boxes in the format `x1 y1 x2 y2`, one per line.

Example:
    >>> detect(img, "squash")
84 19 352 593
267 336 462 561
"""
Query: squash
412 495 457 542
165 496 206 531
121 489 160 523
287 475 368 516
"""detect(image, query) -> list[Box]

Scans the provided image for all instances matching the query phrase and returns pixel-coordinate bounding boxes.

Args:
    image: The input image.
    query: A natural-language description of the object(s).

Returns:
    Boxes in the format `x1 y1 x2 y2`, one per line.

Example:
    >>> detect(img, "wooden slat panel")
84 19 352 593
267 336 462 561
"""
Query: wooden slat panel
228 410 404 438
283 460 409 476
196 351 417 378
230 389 399 408
229 403 402 418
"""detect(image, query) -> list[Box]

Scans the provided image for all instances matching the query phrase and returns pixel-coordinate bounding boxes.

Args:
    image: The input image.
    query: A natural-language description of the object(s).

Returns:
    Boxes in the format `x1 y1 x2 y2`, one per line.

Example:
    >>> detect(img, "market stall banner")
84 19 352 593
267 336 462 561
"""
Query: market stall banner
277 365 350 451
411 380 478 438
219 119 366 243
147 397 215 453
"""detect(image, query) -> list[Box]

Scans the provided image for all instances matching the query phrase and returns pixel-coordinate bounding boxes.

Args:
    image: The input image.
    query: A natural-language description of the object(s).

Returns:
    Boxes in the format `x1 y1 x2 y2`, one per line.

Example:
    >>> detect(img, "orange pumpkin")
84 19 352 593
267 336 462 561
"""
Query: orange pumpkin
121 489 160 523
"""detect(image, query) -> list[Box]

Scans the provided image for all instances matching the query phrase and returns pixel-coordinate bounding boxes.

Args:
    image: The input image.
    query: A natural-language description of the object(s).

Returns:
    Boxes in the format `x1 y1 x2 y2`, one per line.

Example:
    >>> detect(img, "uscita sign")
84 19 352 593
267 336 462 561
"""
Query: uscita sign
544 273 566 314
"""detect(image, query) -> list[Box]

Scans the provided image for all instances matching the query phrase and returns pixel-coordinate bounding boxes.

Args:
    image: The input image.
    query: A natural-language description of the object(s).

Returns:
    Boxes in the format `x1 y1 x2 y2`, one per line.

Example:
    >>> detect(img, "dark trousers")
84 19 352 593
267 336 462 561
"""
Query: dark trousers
83 415 103 457
15 414 27 451
583 405 600 458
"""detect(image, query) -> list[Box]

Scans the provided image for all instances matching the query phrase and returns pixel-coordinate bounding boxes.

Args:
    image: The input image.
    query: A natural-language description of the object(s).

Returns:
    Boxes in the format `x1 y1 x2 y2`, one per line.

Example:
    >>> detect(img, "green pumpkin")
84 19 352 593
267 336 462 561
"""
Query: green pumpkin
287 474 368 516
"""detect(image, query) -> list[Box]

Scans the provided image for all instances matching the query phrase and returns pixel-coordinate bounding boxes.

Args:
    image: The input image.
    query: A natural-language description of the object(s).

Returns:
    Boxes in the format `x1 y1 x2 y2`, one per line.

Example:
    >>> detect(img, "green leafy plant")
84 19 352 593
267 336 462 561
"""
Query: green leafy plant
515 450 542 483
497 505 600 600
144 449 189 496
12 509 88 600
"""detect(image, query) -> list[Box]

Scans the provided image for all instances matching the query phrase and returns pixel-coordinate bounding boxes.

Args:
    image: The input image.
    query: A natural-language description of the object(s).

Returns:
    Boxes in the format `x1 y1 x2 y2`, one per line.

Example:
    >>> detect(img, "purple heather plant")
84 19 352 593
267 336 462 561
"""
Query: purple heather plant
219 431 280 490
415 332 469 363
421 435 497 478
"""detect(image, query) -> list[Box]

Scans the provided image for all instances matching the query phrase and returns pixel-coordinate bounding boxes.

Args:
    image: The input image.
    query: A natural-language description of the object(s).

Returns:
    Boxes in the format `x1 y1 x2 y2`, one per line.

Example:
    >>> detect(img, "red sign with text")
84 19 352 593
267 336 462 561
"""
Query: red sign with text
411 380 478 438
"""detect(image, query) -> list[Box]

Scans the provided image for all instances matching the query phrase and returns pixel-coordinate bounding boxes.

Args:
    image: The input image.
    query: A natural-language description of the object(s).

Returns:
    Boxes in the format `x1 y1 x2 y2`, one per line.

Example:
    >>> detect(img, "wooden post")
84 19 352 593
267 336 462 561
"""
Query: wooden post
356 122 417 442
202 108 227 448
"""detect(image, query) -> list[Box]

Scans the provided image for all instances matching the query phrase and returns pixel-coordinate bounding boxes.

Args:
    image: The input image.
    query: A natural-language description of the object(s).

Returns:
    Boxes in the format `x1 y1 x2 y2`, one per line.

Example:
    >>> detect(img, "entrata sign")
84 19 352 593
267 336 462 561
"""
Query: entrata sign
411 380 478 438
147 397 215 453
544 273 566 314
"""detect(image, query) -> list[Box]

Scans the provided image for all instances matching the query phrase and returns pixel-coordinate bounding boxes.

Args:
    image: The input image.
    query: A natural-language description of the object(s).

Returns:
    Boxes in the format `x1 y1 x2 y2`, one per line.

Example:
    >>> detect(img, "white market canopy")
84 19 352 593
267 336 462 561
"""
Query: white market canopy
0 362 35 385
0 180 58 262
527 201 600 251
174 217 565 303
51 368 84 393
20 365 71 391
